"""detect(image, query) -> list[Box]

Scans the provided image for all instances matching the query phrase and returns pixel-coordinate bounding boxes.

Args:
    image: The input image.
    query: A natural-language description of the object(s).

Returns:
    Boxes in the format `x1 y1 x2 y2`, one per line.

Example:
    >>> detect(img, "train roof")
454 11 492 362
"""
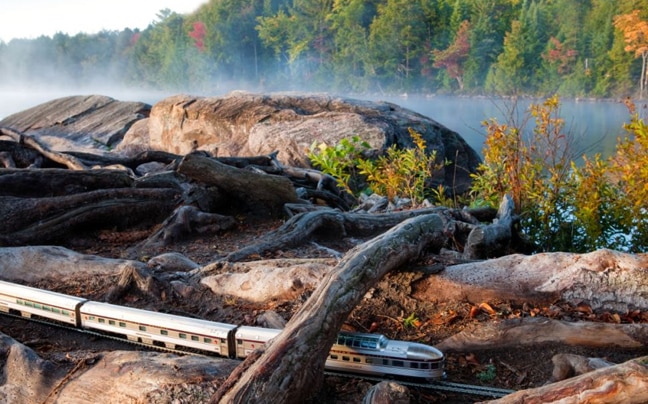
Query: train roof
0 280 87 309
336 331 388 350
235 326 282 341
80 301 237 338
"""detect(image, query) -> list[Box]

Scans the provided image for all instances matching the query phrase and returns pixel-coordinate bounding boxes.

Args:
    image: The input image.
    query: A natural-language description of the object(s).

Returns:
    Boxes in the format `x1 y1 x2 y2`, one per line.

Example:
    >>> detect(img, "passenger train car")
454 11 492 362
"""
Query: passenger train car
0 280 445 380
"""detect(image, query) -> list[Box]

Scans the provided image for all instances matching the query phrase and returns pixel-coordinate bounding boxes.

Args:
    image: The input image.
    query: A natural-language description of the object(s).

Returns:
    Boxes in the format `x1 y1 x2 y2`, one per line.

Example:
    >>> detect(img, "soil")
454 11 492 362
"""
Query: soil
1 218 647 403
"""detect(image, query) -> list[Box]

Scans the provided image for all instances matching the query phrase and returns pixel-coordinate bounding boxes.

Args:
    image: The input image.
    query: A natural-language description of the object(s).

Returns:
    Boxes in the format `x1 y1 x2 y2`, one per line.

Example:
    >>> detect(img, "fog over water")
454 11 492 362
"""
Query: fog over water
0 87 633 159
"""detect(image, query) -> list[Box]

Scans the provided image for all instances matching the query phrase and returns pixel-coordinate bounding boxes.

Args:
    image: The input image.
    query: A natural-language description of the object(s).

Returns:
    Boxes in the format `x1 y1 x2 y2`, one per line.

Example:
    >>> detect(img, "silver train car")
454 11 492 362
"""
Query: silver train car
0 280 445 380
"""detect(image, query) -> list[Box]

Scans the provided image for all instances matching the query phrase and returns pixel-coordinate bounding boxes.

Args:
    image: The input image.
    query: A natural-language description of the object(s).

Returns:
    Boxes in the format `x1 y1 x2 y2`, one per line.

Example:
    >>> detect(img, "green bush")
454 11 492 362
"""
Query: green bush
308 129 445 206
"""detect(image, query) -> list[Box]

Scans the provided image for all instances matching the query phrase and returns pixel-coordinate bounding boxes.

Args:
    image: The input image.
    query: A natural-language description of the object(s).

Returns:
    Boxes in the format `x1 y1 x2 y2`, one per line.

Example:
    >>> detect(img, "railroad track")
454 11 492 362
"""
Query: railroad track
324 370 515 398
1 312 515 399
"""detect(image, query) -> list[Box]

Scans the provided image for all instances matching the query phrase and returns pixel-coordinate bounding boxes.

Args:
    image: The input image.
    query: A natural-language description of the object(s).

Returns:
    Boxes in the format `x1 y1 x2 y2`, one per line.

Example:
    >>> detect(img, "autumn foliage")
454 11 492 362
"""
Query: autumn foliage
614 10 648 98
432 20 471 90
471 97 648 253
189 21 207 52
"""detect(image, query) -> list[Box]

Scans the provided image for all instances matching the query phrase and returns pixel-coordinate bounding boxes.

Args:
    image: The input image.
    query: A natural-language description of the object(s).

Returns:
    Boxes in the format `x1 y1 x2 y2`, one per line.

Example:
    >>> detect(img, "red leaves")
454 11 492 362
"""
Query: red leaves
189 21 207 52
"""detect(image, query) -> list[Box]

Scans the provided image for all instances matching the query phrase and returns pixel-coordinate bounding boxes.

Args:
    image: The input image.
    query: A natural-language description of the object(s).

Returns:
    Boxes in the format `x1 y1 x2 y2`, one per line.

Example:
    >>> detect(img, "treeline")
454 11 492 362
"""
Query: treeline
1 0 647 98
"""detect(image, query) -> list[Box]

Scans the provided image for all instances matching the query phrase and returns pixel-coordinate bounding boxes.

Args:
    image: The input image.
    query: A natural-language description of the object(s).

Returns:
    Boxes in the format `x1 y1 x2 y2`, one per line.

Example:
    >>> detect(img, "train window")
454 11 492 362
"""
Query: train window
204 338 212 343
353 357 361 363
43 305 51 312
431 363 440 369
160 330 168 335
16 299 23 305
330 355 338 360
109 320 116 326
392 361 404 367
410 362 419 369
25 301 33 307
53 308 60 314
365 358 373 364
237 339 243 345
34 303 42 309
88 316 95 321
179 333 187 339
62 310 69 316
383 359 389 365
342 356 350 361
119 322 126 328
421 363 430 369
98 318 105 324
191 336 199 341
139 325 146 331
220 338 226 343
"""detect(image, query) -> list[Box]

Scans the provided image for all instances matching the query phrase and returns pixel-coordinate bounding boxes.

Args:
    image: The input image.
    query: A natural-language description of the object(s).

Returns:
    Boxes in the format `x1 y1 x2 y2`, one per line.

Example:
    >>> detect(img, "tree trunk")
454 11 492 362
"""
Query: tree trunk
212 213 450 403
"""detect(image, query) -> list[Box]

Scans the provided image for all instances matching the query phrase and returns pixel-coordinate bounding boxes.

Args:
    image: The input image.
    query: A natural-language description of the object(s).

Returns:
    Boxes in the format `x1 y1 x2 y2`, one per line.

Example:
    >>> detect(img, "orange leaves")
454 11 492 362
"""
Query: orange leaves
613 10 648 58
469 302 498 319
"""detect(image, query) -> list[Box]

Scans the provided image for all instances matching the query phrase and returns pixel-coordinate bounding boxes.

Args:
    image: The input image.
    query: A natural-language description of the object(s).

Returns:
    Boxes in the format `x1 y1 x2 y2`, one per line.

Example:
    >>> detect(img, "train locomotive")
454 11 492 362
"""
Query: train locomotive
0 280 445 380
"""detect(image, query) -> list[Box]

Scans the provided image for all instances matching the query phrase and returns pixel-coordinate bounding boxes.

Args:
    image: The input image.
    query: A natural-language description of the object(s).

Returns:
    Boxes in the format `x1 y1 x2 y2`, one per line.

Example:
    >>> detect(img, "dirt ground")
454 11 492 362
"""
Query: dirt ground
1 218 647 403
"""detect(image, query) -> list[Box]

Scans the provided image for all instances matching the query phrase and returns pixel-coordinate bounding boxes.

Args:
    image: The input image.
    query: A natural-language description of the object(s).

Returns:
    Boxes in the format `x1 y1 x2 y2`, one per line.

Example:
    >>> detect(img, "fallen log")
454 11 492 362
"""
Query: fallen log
177 153 299 217
0 188 180 246
212 213 450 403
436 317 648 352
0 168 134 197
413 248 648 312
480 356 648 404
0 127 87 170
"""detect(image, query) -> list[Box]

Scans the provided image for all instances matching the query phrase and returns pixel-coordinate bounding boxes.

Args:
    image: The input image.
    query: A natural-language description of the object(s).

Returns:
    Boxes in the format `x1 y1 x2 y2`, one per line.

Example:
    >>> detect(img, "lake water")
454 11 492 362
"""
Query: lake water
0 89 635 159
380 95 633 159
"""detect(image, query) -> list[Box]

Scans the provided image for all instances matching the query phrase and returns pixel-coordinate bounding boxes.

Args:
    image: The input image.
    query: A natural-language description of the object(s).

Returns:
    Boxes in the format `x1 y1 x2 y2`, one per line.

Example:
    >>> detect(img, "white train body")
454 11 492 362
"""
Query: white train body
0 281 445 380
325 332 445 380
234 326 282 358
0 281 87 326
80 301 237 356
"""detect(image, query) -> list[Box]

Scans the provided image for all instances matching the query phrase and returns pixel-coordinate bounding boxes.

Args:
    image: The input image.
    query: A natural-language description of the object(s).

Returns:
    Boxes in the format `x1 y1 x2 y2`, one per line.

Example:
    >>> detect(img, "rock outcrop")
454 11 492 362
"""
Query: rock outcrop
1 92 481 193
122 91 481 193
0 95 150 152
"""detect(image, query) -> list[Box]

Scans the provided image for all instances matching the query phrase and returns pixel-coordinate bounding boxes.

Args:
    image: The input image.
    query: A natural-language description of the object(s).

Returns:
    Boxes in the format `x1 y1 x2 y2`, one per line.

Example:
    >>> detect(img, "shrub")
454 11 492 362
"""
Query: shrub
308 129 446 206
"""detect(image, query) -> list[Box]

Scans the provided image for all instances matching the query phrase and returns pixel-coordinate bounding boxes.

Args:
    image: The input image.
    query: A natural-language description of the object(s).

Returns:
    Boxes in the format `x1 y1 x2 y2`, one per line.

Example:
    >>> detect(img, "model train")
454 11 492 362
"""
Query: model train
0 280 445 380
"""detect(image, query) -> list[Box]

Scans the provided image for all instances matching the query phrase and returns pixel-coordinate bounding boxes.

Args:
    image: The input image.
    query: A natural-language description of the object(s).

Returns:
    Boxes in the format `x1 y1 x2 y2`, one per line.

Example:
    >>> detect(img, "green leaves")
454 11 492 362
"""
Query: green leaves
308 130 444 206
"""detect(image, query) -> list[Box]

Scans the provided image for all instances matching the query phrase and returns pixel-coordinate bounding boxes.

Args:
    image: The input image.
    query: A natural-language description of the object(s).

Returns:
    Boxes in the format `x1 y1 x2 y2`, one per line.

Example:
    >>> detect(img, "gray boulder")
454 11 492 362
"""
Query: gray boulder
130 91 481 193
0 95 149 152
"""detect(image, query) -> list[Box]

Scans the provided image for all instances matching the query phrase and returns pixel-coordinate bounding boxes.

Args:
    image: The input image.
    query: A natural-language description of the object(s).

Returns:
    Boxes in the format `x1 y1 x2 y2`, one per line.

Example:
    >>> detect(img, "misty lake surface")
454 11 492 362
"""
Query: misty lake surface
381 95 632 159
0 90 634 159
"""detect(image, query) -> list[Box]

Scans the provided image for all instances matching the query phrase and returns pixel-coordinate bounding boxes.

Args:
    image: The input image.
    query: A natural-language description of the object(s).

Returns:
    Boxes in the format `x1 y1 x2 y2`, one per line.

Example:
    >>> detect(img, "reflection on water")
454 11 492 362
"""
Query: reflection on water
381 95 631 160
1 90 634 159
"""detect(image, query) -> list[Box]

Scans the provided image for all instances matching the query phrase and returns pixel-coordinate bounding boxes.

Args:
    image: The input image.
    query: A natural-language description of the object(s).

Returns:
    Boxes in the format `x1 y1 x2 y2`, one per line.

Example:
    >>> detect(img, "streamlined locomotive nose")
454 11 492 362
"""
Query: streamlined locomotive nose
407 342 444 361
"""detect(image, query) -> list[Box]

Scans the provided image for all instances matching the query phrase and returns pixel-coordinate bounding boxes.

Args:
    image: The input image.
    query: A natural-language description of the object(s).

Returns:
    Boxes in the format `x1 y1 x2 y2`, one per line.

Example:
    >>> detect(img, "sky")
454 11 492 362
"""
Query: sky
0 0 208 43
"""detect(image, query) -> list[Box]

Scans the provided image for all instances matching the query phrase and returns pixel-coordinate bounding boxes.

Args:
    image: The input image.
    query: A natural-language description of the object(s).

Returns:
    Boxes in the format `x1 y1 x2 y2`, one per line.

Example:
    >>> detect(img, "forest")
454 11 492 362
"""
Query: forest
1 0 648 98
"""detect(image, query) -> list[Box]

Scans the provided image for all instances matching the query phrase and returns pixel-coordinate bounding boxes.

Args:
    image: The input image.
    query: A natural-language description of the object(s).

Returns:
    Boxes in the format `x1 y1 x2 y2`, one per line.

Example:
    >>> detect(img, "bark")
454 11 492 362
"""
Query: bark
177 153 299 217
224 206 470 262
212 213 451 403
463 194 517 259
436 317 648 353
480 356 648 404
0 188 179 246
134 205 237 252
413 248 648 312
0 168 134 197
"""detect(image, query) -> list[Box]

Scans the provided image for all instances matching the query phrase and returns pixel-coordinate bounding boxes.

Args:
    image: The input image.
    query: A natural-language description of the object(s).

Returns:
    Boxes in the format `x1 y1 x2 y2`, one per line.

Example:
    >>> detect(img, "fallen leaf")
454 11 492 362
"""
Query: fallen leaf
479 302 497 316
